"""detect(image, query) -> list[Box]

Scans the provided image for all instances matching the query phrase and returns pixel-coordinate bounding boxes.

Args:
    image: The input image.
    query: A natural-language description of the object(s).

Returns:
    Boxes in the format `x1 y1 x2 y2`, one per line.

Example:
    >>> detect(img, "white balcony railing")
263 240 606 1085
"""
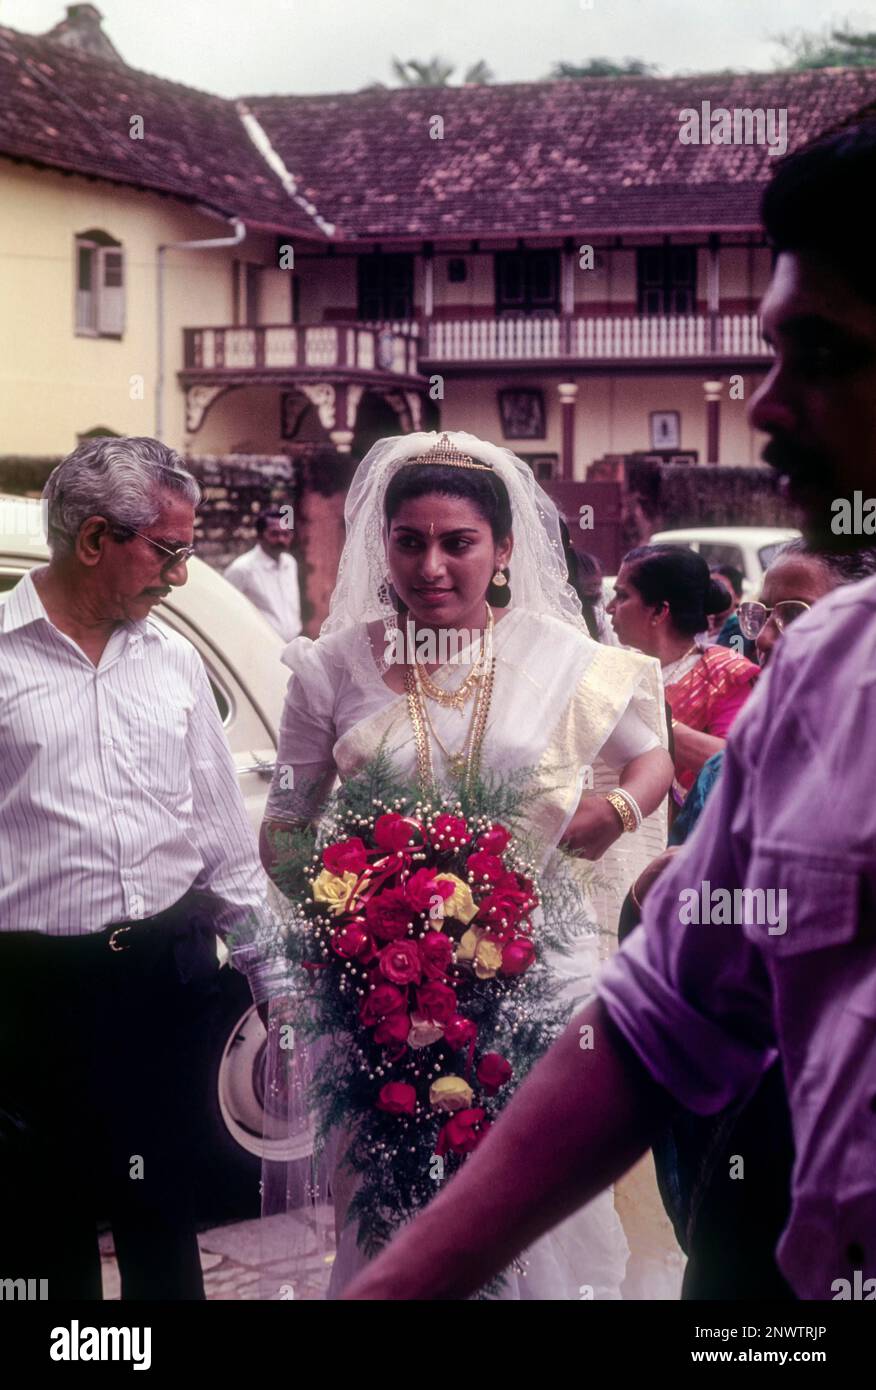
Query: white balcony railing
425 313 771 362
183 322 420 377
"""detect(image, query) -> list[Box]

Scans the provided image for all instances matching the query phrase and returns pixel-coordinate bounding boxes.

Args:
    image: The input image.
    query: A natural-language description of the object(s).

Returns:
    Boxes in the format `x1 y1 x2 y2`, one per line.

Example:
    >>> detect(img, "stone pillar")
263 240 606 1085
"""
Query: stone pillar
558 381 578 480
704 379 723 464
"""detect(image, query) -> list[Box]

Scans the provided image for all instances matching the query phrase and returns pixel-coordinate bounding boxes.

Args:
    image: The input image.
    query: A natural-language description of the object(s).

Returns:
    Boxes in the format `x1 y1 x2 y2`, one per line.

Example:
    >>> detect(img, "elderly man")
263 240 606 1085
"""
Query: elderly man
225 509 302 642
0 437 282 1301
343 111 876 1302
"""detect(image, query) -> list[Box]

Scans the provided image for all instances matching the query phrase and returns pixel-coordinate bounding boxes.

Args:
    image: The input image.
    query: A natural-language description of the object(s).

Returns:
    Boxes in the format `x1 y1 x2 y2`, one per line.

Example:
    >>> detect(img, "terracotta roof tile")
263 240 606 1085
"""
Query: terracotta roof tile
247 69 876 238
0 24 326 238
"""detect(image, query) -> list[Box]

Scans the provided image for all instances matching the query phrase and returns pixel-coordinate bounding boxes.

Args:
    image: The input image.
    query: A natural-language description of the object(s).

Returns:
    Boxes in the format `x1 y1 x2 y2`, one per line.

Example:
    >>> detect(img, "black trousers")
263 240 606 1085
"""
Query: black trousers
0 893 220 1301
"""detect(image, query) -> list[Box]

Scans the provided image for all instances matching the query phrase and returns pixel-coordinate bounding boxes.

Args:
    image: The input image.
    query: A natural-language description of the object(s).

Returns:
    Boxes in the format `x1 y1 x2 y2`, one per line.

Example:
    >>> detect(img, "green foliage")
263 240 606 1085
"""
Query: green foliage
548 57 657 79
772 24 876 70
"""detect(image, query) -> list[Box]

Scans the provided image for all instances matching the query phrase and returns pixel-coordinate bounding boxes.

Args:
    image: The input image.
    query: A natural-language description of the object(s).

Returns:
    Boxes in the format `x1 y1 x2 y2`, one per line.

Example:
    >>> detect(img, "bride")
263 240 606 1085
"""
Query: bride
259 430 679 1299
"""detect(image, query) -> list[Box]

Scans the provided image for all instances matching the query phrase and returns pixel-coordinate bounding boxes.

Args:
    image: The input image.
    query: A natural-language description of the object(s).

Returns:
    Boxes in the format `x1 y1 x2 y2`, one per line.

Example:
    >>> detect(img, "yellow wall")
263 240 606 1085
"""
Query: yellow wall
0 159 240 455
440 369 768 477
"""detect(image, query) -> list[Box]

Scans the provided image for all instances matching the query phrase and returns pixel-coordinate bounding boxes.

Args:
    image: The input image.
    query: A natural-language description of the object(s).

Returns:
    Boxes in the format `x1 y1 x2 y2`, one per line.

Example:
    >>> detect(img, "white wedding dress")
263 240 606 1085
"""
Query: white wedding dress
259 430 684 1300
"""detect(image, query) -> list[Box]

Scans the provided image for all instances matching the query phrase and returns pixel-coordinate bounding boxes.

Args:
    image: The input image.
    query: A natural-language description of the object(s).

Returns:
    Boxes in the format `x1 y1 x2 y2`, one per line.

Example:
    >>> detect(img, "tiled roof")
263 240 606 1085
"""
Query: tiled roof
247 69 876 238
0 24 327 239
1 13 873 244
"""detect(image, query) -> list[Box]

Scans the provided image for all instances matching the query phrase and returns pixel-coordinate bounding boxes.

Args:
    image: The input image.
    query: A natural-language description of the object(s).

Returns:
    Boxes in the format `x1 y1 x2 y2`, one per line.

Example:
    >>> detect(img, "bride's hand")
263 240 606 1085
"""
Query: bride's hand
562 794 624 860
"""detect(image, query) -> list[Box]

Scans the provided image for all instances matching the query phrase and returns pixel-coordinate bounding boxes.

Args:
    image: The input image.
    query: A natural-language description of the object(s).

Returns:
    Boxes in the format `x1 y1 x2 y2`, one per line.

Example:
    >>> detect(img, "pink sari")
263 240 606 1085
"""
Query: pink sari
666 645 759 795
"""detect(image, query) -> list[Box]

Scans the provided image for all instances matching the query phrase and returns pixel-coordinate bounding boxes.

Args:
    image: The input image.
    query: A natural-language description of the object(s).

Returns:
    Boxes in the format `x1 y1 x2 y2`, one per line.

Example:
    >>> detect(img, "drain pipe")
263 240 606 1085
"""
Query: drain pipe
156 212 246 440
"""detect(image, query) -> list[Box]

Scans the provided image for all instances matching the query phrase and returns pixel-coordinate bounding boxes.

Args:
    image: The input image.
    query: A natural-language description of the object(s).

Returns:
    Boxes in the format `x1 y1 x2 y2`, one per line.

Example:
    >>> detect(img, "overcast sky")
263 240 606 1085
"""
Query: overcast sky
4 0 873 96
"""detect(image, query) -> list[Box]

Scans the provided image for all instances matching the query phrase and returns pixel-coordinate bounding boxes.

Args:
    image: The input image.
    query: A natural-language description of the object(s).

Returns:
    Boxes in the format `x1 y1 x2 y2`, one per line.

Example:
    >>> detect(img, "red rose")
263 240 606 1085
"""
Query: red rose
476 1052 513 1095
359 983 406 1026
374 813 421 852
330 920 372 960
466 851 504 883
435 1107 489 1156
404 868 453 913
500 936 537 975
378 940 422 986
431 814 472 851
376 1082 417 1116
443 1014 477 1050
475 891 524 937
416 981 457 1025
365 888 415 941
477 825 510 855
419 931 454 980
322 836 369 876
373 1011 411 1048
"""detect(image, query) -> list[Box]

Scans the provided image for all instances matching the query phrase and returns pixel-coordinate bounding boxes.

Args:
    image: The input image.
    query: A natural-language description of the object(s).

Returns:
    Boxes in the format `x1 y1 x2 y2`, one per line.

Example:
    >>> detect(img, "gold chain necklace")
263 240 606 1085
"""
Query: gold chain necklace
405 655 495 793
408 604 494 710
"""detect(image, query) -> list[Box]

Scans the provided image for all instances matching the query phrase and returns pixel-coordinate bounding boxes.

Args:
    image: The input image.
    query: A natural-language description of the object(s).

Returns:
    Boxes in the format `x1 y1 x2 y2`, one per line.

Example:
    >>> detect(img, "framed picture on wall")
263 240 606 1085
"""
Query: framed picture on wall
518 452 558 480
499 388 546 440
649 410 681 450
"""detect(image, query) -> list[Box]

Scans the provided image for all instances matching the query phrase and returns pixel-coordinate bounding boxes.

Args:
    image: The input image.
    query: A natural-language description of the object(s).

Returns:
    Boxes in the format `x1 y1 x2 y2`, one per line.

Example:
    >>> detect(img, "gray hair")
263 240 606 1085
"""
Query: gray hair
43 437 201 554
771 537 876 586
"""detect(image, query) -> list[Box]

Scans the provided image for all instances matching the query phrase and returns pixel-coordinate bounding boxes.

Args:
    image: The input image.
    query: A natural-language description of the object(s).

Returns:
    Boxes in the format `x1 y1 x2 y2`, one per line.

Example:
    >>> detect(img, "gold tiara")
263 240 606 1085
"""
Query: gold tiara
408 433 493 472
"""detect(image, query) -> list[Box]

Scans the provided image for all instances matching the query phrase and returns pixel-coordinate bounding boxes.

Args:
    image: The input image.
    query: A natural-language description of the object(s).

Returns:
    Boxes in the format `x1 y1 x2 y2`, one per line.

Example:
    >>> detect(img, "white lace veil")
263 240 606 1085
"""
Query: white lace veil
321 430 587 675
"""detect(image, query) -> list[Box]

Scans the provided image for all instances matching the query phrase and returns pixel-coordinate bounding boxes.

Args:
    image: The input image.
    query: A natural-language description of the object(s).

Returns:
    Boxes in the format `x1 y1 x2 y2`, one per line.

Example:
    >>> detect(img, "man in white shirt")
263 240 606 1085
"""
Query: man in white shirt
0 437 283 1301
224 510 302 642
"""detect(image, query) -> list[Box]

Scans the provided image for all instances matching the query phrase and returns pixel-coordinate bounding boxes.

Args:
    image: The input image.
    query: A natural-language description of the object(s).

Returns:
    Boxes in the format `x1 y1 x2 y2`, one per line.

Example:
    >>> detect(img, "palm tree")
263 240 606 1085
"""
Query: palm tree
390 56 494 86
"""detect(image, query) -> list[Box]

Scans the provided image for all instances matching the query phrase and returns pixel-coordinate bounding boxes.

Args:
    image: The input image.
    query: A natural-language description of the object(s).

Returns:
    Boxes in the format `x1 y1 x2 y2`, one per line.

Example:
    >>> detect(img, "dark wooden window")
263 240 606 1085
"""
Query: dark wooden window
357 254 414 321
636 247 697 314
495 250 560 315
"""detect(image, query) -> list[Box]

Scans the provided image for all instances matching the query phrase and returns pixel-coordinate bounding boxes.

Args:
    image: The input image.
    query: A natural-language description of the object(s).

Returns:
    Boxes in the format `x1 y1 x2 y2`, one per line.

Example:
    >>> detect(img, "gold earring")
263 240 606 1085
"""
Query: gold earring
491 569 508 587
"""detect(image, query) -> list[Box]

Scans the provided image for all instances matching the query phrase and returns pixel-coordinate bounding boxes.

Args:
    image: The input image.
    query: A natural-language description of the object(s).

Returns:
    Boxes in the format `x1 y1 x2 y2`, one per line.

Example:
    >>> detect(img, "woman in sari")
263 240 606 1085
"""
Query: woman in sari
606 545 759 807
259 431 678 1299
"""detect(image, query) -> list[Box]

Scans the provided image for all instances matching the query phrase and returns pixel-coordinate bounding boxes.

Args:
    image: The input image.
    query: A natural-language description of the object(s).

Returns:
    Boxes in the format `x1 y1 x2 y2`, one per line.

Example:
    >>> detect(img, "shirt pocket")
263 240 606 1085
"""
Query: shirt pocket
741 845 860 957
128 701 191 799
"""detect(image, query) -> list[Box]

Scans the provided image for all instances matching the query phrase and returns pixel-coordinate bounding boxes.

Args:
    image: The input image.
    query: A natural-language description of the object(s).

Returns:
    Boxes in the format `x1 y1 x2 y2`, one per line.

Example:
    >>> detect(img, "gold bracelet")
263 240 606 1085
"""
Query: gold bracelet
604 790 637 834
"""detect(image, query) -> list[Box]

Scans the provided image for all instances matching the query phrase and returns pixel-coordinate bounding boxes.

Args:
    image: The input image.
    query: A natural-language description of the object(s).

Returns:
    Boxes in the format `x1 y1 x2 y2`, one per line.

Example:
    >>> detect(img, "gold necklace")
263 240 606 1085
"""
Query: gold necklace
405 655 495 793
408 604 494 710
661 643 699 686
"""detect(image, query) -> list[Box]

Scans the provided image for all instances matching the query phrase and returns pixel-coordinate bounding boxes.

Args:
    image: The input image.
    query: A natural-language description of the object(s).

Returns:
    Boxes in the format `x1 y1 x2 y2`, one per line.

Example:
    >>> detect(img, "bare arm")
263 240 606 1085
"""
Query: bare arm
342 996 674 1300
671 722 725 779
561 745 674 858
259 817 311 885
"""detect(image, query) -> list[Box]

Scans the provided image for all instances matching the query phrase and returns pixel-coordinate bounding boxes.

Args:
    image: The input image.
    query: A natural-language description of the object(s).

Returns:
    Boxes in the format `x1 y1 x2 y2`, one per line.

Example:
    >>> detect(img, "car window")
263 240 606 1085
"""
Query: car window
697 543 745 570
758 542 789 571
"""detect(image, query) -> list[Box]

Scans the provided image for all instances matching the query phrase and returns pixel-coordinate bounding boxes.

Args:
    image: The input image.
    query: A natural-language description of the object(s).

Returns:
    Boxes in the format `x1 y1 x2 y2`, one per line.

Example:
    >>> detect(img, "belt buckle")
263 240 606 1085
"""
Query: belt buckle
108 925 133 953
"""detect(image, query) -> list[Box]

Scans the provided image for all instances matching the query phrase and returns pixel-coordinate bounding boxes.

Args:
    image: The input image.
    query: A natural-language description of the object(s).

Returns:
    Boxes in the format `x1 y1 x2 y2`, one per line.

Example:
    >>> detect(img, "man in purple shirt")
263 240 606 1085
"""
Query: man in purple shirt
343 109 876 1301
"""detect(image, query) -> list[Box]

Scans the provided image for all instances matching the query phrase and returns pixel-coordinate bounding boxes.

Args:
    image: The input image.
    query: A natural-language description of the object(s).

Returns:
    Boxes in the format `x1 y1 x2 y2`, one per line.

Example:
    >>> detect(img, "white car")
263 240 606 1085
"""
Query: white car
0 496 305 1216
647 526 801 597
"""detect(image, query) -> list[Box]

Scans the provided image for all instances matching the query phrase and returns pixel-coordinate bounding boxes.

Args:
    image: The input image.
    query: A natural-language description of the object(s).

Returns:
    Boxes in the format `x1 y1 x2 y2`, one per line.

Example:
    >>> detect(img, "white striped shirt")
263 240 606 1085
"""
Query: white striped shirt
0 570 287 1003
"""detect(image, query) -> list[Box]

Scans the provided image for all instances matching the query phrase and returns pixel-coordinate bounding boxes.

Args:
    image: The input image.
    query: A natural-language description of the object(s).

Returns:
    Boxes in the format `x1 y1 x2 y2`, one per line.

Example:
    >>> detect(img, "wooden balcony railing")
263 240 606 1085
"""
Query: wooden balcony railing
183 322 420 377
423 313 771 362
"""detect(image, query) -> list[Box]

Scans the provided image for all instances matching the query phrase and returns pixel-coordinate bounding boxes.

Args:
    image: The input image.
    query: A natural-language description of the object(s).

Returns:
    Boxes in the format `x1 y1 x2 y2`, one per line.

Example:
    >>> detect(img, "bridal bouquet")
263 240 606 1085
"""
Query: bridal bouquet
273 758 581 1260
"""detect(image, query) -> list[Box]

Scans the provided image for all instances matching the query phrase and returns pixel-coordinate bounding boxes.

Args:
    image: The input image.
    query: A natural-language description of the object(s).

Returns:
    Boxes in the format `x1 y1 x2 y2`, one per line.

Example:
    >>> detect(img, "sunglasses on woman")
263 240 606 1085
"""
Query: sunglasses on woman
737 599 811 640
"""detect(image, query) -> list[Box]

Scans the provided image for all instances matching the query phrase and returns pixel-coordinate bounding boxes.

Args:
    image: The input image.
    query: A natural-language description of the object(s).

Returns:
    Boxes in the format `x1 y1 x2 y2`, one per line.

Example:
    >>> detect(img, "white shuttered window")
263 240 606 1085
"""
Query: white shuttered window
75 233 125 338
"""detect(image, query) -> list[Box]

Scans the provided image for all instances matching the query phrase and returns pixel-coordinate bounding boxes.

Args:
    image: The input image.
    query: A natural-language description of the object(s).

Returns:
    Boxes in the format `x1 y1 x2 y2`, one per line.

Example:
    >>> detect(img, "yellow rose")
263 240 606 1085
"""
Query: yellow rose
436 873 478 925
429 1076 474 1113
311 869 358 916
407 1011 445 1049
457 926 502 979
473 938 503 980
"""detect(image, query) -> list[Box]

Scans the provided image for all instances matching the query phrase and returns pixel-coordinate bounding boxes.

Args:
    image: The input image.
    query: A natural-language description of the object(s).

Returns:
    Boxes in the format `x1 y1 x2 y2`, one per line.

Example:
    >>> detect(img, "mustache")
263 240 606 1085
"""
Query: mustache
761 436 827 486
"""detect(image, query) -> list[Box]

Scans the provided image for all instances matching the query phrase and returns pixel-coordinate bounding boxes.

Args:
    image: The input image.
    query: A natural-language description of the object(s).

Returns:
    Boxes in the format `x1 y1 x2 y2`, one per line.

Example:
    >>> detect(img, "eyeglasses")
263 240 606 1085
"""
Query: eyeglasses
737 600 811 640
110 524 196 568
